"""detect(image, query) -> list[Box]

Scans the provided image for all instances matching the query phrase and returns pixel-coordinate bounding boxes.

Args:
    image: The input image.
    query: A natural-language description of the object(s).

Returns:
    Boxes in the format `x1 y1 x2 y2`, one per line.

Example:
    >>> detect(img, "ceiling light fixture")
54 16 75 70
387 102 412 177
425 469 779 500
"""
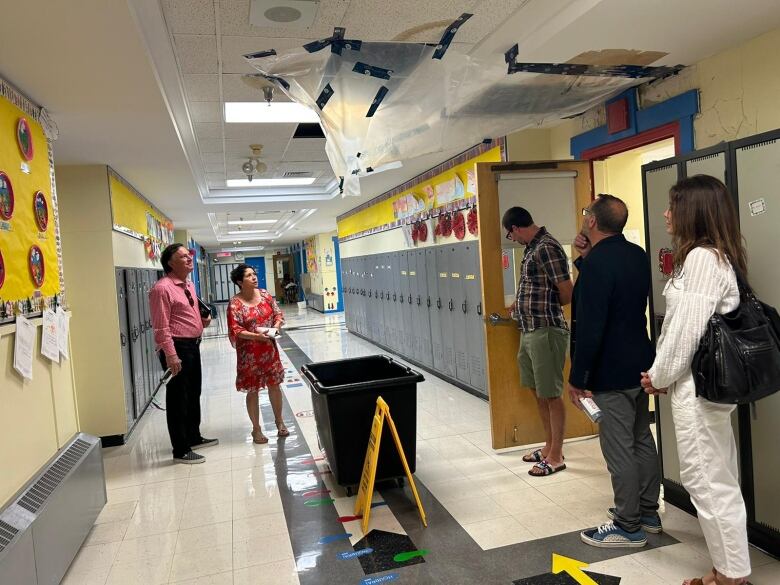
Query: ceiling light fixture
226 177 316 187
225 102 320 124
227 229 269 235
227 219 277 225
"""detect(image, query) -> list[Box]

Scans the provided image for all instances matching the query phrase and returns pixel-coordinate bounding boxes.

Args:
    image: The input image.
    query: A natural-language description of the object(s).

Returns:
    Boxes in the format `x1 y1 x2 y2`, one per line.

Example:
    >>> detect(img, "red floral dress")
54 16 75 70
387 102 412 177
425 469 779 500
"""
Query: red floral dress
227 290 285 392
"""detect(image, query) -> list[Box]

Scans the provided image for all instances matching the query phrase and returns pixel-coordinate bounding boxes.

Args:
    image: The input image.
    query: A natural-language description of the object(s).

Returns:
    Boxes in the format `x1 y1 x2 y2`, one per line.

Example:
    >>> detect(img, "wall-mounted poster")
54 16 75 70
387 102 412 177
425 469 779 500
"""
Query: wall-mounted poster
34 191 48 231
0 171 14 220
29 244 44 288
0 247 5 289
17 117 34 161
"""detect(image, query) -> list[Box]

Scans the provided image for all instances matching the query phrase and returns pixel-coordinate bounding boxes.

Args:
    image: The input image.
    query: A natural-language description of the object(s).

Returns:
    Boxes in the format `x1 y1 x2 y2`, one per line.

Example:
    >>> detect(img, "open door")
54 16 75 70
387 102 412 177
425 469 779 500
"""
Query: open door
476 160 598 449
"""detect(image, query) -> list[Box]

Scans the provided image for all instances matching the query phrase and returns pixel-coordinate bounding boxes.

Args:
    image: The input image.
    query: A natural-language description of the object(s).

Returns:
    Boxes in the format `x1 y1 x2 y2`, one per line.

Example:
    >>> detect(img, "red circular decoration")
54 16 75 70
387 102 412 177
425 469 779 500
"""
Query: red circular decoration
453 211 466 240
467 206 479 236
0 248 5 290
441 213 453 237
0 171 14 221
434 219 442 236
34 191 49 232
17 118 34 161
411 222 419 243
29 245 45 288
417 221 428 242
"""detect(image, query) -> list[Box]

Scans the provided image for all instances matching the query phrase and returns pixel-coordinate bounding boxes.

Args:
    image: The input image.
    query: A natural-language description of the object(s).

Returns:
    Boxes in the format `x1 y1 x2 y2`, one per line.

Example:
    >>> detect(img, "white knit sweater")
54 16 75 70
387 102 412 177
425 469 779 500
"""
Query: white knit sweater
648 247 740 389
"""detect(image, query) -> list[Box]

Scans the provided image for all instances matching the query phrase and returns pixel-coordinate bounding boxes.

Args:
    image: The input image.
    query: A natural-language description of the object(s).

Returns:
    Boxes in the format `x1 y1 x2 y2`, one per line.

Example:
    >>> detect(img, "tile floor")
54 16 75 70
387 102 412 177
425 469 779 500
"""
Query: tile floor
61 308 780 584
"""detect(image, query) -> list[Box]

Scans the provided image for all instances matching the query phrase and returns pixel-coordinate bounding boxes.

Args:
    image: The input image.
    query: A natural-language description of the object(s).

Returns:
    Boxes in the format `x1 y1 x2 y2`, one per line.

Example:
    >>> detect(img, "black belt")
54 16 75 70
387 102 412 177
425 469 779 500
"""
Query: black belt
172 337 201 346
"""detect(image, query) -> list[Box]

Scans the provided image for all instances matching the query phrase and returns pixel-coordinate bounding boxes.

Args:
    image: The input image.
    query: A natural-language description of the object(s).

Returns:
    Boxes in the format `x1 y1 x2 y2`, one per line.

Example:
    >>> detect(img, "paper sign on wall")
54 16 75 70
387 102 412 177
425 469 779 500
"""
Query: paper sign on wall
14 314 35 380
41 309 59 362
57 307 70 359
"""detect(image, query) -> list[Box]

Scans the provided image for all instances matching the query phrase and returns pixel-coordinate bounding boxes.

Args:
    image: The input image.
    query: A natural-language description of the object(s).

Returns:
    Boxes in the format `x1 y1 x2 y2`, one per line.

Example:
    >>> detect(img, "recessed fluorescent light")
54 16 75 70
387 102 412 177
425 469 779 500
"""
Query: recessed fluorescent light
227 229 269 235
227 219 277 225
226 178 316 187
225 102 320 124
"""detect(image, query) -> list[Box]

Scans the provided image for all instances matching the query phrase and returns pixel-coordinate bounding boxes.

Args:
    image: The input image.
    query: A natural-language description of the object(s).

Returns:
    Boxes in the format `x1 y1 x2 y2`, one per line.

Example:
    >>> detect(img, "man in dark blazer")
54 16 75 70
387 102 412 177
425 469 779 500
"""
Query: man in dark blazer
568 194 661 549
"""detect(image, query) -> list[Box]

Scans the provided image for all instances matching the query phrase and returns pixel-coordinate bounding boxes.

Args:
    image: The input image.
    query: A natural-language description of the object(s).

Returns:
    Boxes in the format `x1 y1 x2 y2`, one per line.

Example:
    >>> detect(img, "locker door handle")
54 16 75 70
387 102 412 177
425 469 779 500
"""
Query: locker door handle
427 297 431 308
368 290 372 298
393 293 397 301
120 332 127 347
375 290 379 298
400 295 404 304
380 291 384 300
131 326 139 341
462 301 467 313
436 299 441 309
477 302 483 316
416 296 421 306
408 295 412 304
449 299 454 311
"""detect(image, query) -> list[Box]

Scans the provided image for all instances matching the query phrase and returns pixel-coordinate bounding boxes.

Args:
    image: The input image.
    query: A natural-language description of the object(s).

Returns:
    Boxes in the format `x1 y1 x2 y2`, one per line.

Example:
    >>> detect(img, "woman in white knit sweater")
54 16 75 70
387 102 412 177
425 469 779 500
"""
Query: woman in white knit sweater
641 175 749 585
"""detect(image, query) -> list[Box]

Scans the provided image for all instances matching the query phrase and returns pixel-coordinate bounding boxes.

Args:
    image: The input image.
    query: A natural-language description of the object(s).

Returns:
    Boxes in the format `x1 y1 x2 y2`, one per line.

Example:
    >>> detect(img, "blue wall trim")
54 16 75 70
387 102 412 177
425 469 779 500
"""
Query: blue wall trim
571 89 699 158
332 236 344 313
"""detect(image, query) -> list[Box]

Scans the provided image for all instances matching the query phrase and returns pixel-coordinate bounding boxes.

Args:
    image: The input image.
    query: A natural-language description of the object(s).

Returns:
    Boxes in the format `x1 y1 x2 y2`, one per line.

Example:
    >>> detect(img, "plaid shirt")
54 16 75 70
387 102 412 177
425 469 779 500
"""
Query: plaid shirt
514 227 570 332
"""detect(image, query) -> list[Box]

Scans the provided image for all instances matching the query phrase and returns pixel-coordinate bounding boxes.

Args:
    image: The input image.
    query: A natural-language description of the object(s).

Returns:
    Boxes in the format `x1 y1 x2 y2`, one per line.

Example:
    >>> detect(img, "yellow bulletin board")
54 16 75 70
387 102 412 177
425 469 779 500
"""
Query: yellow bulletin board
109 170 172 241
337 146 502 239
0 84 61 303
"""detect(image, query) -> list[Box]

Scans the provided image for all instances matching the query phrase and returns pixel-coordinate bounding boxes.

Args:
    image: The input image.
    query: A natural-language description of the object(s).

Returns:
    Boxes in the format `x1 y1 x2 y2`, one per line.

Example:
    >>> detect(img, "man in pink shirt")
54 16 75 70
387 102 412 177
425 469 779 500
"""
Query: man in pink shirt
150 244 217 464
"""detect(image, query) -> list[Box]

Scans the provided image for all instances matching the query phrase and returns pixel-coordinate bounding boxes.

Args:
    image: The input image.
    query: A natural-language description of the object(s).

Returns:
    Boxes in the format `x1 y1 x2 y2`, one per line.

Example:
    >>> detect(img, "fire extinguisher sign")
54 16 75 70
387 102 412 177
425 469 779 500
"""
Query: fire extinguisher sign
502 250 510 270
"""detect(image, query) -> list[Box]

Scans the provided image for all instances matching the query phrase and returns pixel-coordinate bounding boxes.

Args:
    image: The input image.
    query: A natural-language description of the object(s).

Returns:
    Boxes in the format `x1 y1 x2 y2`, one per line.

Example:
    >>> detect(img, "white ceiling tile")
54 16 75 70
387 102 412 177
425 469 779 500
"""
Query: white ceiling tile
221 35 314 74
198 138 224 153
219 0 350 38
340 0 472 42
183 74 221 101
207 172 226 184
195 122 222 139
224 122 298 141
454 0 528 44
225 140 286 156
162 0 216 34
173 34 219 73
221 73 292 101
204 161 226 173
190 101 222 123
201 152 226 163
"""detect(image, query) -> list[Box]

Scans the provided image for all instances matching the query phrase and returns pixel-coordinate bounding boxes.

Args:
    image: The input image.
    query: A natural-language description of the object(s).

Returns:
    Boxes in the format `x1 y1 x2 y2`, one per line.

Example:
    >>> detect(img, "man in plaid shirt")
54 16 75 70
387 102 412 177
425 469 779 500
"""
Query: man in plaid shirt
503 207 573 477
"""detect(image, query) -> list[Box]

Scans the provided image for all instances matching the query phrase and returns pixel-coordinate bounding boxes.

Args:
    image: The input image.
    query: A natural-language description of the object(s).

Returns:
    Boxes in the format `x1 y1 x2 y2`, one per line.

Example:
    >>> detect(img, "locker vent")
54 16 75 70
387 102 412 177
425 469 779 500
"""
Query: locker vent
690 153 721 162
0 520 19 553
647 163 676 173
17 438 90 513
282 171 312 178
741 139 776 151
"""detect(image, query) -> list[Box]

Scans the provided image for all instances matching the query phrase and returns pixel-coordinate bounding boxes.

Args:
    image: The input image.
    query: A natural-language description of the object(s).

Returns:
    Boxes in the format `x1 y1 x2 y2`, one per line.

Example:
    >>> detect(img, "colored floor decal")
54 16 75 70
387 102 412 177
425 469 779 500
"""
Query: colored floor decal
338 514 363 523
320 533 353 544
338 547 374 560
302 488 330 497
393 549 429 563
354 530 425 575
304 498 336 507
360 574 399 585
514 554 621 585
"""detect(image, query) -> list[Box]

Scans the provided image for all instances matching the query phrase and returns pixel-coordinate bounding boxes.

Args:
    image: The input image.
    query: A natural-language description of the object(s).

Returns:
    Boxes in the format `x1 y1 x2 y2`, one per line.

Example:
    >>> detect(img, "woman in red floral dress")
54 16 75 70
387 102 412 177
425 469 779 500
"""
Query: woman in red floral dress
227 264 288 443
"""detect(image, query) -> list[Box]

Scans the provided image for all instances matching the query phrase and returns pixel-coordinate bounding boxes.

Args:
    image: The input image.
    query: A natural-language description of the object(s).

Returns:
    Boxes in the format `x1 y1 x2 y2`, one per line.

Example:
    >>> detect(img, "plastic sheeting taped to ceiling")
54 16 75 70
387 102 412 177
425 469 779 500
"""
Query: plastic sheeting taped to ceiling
245 16 683 197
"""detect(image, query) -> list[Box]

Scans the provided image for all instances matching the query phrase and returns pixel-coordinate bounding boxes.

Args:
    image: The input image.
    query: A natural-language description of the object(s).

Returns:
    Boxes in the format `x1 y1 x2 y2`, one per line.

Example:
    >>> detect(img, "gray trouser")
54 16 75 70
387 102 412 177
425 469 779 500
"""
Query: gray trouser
592 388 661 532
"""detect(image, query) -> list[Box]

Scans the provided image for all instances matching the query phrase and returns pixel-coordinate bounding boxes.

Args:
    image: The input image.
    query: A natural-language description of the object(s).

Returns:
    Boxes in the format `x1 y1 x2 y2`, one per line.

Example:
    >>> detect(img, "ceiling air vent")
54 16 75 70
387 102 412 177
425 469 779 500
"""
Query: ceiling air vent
249 0 318 27
16 439 90 514
283 171 312 178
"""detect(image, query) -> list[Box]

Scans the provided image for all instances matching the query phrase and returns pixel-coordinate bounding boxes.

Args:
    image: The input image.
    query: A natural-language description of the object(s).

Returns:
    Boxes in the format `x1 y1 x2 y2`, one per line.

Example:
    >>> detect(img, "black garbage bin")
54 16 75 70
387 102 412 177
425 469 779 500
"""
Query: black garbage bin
300 355 424 489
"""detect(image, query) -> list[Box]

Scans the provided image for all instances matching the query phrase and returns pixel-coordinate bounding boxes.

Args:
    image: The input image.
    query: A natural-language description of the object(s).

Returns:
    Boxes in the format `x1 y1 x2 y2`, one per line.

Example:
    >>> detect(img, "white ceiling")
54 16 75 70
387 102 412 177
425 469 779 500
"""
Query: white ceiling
2 1 780 251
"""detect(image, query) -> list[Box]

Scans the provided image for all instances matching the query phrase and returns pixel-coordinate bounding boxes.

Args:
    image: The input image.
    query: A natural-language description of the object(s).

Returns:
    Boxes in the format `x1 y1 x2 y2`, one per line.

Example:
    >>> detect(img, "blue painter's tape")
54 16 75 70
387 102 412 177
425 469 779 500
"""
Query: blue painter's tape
433 13 472 60
353 62 392 80
244 49 277 59
338 547 373 560
319 533 352 544
316 84 335 110
360 574 400 585
366 86 389 118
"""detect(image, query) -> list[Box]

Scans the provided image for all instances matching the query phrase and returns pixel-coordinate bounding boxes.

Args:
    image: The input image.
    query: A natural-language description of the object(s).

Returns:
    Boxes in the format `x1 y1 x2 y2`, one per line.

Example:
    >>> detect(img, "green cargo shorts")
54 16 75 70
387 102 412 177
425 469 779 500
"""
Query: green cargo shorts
517 326 569 399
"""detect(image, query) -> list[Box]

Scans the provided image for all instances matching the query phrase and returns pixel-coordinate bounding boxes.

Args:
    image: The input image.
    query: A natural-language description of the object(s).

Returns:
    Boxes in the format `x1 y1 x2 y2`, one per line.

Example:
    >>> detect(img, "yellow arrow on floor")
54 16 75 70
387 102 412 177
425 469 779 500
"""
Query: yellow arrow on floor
551 553 598 585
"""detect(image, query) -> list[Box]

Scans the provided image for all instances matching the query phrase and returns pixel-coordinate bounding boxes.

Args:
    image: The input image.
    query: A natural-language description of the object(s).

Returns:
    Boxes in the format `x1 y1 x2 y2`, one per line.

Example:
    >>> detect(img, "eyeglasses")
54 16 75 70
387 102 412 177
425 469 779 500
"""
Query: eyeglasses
581 207 592 216
505 230 513 240
183 287 195 308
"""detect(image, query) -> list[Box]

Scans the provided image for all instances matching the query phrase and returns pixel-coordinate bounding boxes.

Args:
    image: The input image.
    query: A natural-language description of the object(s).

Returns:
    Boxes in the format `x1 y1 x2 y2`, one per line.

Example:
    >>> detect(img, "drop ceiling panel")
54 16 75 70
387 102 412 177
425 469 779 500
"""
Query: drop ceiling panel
340 0 473 42
223 121 298 140
190 101 222 123
195 122 222 139
173 34 219 73
204 161 226 173
221 73 293 102
162 0 216 35
198 139 225 153
452 0 529 44
221 35 313 74
224 139 288 155
219 0 351 38
201 151 227 163
183 74 221 101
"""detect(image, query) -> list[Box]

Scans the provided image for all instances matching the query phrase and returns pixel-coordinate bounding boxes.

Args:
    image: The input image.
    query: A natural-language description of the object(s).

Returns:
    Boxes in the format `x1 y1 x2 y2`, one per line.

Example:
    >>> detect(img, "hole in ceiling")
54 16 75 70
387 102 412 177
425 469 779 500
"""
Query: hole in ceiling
293 123 325 139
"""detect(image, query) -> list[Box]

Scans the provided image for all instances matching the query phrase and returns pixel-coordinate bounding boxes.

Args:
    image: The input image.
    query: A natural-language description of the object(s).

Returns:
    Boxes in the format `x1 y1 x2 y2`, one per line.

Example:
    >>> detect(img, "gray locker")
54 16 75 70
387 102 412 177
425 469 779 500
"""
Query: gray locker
368 256 378 342
426 248 444 371
734 137 780 539
373 255 386 346
124 270 145 424
408 251 420 360
116 269 136 426
381 255 392 348
449 244 470 384
463 243 487 393
141 271 154 404
415 249 434 367
384 253 396 350
436 246 455 376
399 252 413 353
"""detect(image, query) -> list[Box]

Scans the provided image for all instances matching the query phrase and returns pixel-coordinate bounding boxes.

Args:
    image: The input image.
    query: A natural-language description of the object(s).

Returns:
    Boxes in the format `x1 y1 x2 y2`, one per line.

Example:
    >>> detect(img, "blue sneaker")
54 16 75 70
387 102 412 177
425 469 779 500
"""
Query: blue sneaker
581 521 647 548
607 507 663 534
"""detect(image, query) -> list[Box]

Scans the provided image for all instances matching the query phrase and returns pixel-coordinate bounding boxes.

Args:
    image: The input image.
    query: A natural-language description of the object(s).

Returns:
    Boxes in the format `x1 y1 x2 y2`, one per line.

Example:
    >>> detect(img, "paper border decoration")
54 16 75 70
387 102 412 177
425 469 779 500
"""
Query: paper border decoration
29 244 45 288
0 247 5 289
17 117 34 161
0 170 14 220
34 191 48 232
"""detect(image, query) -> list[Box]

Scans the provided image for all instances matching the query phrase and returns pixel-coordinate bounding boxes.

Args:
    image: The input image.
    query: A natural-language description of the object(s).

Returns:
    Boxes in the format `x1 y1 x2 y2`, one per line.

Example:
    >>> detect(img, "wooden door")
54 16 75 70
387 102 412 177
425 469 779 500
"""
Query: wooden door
476 160 598 449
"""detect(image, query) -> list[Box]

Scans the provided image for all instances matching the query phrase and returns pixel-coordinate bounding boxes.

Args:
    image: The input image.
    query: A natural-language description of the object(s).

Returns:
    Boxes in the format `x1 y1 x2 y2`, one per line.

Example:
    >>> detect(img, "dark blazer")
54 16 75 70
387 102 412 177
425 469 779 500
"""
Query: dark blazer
569 234 655 392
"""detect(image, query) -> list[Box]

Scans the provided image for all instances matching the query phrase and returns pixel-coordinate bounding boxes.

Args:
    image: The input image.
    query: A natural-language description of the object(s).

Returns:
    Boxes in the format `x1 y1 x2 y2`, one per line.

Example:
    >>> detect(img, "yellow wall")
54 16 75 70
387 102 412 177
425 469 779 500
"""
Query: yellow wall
596 150 646 247
506 128 552 161
337 147 501 239
58 165 127 437
0 91 60 300
306 232 339 296
109 172 172 238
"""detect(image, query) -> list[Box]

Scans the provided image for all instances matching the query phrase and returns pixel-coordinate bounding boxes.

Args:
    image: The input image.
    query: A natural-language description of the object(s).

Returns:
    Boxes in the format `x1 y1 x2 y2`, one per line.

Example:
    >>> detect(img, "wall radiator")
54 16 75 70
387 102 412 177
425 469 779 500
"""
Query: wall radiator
0 433 106 584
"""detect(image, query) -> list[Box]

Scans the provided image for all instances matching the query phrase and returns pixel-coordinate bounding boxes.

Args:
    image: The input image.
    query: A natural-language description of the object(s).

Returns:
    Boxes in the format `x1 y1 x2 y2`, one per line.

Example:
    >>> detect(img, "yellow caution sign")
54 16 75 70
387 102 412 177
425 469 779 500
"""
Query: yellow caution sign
552 554 597 585
354 397 427 534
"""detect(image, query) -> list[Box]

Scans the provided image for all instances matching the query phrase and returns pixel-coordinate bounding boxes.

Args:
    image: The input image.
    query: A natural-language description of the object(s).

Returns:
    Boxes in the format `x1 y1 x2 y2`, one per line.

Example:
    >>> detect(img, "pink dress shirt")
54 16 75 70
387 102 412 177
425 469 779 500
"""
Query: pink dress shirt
149 274 204 357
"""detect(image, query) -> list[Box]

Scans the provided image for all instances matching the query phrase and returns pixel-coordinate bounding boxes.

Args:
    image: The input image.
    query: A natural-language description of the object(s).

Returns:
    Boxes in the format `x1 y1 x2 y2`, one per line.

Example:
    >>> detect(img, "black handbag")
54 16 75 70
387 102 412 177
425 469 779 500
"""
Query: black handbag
693 277 780 404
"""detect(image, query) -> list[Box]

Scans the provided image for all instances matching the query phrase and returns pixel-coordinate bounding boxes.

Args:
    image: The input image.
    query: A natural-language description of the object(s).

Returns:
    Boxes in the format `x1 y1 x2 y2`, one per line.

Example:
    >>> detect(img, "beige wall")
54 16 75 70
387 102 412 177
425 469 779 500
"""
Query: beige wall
113 231 159 269
58 165 127 437
506 128 551 161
